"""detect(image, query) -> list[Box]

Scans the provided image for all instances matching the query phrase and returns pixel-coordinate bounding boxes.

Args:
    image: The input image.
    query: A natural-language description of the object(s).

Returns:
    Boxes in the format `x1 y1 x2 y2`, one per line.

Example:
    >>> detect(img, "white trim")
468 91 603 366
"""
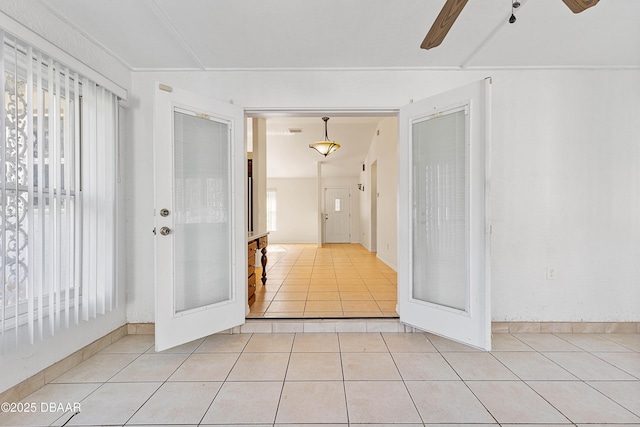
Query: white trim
0 12 128 100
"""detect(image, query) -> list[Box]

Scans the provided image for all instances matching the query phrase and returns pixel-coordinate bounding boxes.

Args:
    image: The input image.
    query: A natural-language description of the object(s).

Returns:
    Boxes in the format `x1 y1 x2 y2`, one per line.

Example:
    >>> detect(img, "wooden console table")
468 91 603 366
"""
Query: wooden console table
247 231 268 306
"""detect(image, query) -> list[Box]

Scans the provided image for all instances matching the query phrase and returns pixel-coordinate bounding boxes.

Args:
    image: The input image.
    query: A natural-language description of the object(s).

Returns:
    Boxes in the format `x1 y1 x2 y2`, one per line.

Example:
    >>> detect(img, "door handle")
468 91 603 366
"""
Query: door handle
159 226 172 236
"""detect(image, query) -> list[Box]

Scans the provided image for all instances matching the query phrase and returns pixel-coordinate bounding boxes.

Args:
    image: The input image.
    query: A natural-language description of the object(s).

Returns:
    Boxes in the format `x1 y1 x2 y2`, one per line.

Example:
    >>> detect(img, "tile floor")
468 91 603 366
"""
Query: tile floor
2 331 639 426
249 244 398 318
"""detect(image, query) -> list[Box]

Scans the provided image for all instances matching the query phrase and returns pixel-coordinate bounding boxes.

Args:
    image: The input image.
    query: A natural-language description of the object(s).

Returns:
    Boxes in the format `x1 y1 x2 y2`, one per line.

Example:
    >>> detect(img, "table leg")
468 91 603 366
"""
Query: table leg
260 246 268 286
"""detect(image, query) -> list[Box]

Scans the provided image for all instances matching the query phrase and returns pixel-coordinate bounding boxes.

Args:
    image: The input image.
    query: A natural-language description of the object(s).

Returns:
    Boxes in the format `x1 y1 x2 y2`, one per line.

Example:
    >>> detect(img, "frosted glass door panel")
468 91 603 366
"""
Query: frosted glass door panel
411 110 467 312
173 111 231 313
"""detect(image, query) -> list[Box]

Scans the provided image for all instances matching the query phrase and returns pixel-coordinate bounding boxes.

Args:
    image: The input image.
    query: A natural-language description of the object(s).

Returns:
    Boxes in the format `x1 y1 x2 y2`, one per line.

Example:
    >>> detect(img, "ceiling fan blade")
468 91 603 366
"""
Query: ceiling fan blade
561 0 599 13
421 0 469 50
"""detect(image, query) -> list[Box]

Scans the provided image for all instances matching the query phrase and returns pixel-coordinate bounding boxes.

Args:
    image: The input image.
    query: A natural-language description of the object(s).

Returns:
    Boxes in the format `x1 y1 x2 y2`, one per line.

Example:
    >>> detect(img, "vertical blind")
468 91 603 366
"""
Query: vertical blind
0 30 117 349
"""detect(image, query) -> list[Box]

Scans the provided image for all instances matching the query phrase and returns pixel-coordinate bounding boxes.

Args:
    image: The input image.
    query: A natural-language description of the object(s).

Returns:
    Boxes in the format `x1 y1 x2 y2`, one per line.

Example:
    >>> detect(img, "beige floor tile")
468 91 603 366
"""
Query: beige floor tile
309 278 338 285
555 333 635 352
406 381 495 424
0 383 99 427
493 351 578 380
282 278 310 286
341 300 380 312
168 353 240 381
338 332 388 352
276 284 309 292
344 381 422 424
426 333 483 352
267 301 306 312
292 333 340 352
305 300 343 312
600 333 640 351
528 381 640 424
513 333 582 352
273 291 308 301
227 353 290 381
339 291 373 300
108 353 188 382
146 337 204 354
255 289 276 299
442 352 519 380
491 334 535 351
382 332 436 352
286 352 343 380
307 291 340 300
366 284 396 293
301 311 341 317
64 382 161 426
369 291 397 300
392 353 460 380
341 352 401 380
343 311 384 317
244 333 295 352
195 333 250 353
250 301 270 313
100 334 154 353
276 381 348 424
376 300 398 311
543 352 637 380
201 381 282 425
127 381 221 425
308 284 339 291
467 381 569 424
337 283 367 291
266 311 305 317
587 381 640 416
593 352 640 378
51 353 139 383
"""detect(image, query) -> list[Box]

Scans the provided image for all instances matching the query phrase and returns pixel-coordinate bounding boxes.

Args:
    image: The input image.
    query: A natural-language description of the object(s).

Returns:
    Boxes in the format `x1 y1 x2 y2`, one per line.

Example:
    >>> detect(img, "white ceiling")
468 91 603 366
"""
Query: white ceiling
38 0 640 70
35 0 639 178
261 117 383 179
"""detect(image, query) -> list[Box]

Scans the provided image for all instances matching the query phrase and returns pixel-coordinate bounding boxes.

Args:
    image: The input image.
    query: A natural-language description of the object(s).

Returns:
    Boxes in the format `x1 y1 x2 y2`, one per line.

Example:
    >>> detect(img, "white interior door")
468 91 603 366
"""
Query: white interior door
398 79 491 350
154 83 245 351
324 188 350 243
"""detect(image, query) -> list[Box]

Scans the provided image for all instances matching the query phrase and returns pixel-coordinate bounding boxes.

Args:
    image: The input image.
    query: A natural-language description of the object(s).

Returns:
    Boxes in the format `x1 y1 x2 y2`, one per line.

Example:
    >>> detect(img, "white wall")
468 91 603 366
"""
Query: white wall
125 69 640 323
359 117 398 270
266 178 318 244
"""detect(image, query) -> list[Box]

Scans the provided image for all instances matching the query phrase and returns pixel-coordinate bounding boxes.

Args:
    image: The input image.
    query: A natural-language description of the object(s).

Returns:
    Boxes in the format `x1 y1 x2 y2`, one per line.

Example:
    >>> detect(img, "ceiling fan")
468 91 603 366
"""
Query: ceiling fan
420 0 599 50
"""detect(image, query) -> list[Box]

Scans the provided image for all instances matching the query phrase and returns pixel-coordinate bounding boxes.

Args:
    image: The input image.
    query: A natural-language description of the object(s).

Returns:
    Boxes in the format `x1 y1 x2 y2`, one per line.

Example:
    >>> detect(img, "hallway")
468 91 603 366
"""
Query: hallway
249 244 398 318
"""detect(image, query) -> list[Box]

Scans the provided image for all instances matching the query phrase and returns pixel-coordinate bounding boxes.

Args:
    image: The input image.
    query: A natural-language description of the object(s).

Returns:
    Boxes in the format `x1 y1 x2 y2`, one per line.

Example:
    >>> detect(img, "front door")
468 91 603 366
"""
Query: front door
324 188 351 243
154 84 246 351
398 79 492 350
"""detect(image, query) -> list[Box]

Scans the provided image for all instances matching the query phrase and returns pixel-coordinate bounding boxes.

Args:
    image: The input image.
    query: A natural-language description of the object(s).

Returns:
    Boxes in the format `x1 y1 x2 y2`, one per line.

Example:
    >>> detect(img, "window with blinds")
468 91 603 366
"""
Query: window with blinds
0 30 118 348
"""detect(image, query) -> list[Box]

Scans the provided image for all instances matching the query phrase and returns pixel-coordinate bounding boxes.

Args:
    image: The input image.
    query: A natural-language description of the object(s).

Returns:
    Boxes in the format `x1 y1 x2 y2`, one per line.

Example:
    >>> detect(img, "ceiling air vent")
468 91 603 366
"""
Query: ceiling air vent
288 128 302 134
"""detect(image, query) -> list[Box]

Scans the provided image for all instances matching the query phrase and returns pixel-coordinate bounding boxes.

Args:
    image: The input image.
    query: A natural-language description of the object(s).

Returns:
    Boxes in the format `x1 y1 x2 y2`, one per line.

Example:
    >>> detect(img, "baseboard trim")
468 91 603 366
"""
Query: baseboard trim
491 321 640 334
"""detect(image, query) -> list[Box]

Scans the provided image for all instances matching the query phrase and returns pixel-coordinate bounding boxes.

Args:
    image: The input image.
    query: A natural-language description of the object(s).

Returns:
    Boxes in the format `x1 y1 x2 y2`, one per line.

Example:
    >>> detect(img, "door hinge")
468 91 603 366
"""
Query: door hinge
152 227 157 235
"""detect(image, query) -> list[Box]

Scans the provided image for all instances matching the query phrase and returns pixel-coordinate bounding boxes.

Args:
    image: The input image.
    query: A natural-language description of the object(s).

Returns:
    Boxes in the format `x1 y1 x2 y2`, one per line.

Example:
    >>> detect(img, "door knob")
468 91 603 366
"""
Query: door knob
160 208 170 217
159 226 172 236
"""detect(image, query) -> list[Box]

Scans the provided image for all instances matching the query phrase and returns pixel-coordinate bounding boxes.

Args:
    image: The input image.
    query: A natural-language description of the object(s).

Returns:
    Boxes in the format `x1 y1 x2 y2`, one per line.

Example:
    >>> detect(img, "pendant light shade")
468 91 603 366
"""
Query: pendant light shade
309 117 340 157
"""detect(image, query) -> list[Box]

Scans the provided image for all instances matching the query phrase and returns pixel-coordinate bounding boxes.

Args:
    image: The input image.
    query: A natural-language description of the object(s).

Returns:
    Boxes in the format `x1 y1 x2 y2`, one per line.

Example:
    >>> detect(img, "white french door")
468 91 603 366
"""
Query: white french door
154 84 246 352
324 188 351 243
398 79 491 350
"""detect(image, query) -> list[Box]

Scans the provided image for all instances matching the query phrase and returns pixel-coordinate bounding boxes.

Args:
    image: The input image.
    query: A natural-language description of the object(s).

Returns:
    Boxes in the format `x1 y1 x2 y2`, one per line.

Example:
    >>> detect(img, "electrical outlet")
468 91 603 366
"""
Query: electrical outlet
546 267 555 280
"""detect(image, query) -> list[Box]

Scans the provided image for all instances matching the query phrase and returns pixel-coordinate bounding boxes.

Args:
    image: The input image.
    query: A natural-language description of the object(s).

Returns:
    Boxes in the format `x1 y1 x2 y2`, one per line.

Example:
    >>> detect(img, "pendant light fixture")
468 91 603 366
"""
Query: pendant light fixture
309 117 340 157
